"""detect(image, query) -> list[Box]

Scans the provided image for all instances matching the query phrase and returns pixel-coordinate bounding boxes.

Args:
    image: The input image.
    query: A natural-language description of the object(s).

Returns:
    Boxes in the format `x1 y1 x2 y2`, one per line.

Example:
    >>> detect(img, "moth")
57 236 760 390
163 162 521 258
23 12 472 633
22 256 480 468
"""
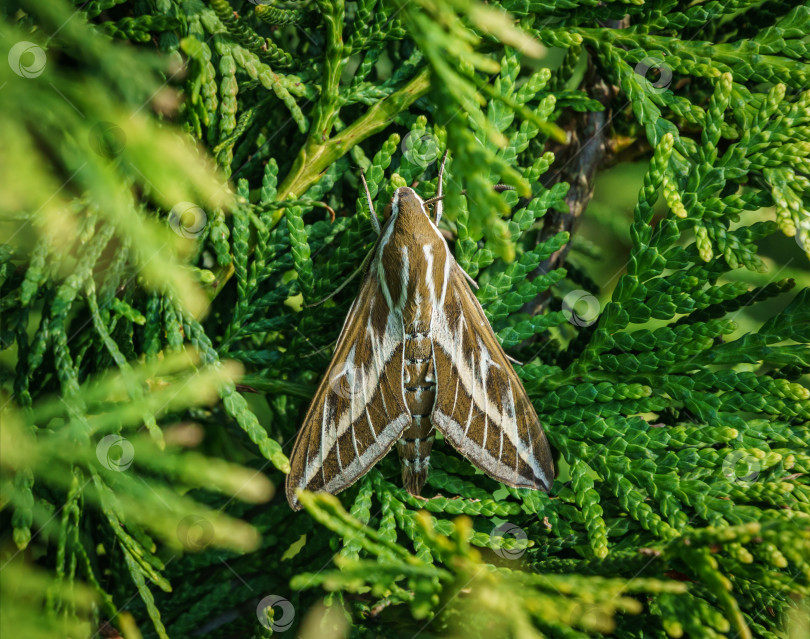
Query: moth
286 159 554 510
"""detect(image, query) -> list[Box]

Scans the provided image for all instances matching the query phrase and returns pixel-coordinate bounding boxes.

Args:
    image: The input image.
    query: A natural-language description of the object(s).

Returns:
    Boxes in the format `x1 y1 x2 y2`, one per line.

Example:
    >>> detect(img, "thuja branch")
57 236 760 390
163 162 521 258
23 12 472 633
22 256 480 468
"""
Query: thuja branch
207 67 431 300
279 67 431 198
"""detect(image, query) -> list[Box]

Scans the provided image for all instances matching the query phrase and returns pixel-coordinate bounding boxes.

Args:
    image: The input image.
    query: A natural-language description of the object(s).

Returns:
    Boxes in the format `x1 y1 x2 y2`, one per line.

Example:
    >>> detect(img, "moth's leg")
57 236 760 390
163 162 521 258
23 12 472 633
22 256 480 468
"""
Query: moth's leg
360 171 381 236
435 150 449 226
458 265 479 290
301 339 338 358
304 246 375 307
504 352 524 366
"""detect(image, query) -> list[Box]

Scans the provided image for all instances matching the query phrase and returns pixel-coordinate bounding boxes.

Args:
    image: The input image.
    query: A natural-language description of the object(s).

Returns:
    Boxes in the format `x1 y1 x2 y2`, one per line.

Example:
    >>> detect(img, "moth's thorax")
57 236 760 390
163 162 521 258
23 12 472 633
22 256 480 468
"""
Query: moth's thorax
377 187 449 317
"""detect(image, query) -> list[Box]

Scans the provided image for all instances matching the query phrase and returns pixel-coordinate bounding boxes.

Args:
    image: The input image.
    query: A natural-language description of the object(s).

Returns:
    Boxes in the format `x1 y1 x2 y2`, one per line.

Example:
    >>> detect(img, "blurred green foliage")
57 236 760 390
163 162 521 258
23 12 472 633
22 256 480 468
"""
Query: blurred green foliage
1 1 809 638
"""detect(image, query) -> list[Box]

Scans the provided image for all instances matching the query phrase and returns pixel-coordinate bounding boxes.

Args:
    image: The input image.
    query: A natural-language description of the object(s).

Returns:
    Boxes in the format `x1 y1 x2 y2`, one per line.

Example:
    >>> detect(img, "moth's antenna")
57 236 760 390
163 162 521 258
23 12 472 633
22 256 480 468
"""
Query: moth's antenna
360 171 381 236
435 150 448 226
424 184 516 208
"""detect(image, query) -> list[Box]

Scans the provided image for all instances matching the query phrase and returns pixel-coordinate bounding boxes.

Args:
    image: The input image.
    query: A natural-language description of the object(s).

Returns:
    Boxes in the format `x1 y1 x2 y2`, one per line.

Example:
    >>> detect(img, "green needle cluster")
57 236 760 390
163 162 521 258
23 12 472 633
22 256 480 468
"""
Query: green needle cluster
1 1 809 638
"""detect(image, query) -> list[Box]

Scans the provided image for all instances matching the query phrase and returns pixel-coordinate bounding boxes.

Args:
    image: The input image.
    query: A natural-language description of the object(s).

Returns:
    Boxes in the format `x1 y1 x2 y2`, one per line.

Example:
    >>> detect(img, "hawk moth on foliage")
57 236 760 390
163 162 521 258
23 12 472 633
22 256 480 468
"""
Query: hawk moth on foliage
286 160 554 510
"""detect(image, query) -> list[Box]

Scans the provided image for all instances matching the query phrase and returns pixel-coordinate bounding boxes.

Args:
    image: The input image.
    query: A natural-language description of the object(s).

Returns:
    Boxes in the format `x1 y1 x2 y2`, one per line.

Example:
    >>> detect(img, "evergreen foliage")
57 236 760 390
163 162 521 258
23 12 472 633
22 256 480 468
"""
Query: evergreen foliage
1 1 809 638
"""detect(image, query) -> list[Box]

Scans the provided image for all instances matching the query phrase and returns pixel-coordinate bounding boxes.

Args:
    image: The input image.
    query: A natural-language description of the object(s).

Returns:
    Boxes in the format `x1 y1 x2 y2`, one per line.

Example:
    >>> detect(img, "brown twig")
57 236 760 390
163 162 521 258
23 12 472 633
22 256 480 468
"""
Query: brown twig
525 52 619 315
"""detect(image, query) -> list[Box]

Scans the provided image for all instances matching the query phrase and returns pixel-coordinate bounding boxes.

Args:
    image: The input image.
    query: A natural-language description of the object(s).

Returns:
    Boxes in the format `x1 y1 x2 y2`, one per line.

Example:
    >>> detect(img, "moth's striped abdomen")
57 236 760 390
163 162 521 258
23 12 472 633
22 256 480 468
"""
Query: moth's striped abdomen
396 331 436 493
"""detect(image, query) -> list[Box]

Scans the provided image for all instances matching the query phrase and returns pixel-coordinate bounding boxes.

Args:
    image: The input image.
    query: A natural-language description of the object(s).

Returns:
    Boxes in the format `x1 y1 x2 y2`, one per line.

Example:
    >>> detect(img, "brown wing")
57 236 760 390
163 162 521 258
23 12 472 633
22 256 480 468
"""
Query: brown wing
430 264 554 490
286 269 409 510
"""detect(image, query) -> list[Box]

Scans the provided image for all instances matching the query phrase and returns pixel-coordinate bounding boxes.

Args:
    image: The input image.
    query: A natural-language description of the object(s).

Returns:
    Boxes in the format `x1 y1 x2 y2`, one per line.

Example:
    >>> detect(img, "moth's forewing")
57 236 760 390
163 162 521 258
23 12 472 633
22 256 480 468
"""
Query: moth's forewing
431 265 555 489
285 269 409 510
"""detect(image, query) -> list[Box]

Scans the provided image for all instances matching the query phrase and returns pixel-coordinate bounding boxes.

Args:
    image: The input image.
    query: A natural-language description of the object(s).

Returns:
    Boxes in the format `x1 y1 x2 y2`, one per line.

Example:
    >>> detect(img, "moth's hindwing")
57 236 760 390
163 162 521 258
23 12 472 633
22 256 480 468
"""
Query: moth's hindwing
285 269 409 510
431 264 555 490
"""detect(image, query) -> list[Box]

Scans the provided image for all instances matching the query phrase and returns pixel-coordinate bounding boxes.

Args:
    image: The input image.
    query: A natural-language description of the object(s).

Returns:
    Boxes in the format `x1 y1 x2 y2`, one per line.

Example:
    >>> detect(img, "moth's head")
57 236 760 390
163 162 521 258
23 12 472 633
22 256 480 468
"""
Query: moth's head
387 186 426 221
